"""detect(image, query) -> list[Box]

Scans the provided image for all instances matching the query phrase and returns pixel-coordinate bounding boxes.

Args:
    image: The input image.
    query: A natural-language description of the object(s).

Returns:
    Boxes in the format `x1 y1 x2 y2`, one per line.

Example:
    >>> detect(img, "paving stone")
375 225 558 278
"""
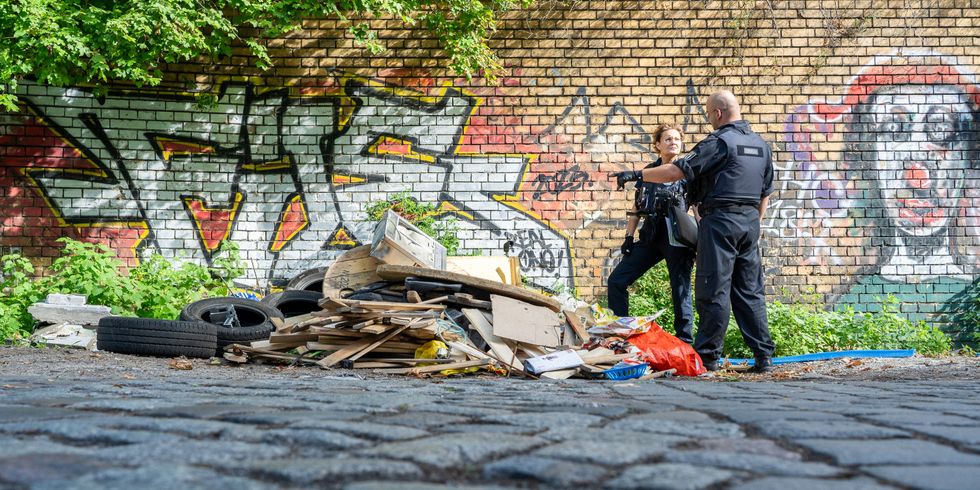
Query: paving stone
31 464 275 490
483 455 608 486
535 427 689 448
750 420 909 439
393 402 512 418
664 450 843 477
261 427 370 450
371 411 471 429
287 420 429 441
0 435 86 457
859 412 978 427
606 415 743 438
93 439 291 466
137 402 270 419
795 439 980 466
0 418 186 447
604 463 735 490
0 453 118 486
242 457 422 485
636 409 716 424
358 432 544 469
64 398 189 412
219 409 366 425
439 423 540 435
345 483 515 490
863 464 980 490
104 416 266 443
531 439 667 465
728 476 898 490
720 409 850 424
478 411 605 430
696 438 802 460
0 405 89 422
902 424 980 445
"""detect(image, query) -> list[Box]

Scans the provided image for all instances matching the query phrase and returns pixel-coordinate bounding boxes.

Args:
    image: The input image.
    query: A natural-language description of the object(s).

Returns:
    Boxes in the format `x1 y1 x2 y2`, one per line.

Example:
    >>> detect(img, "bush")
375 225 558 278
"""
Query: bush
722 295 951 358
0 238 245 341
619 266 952 357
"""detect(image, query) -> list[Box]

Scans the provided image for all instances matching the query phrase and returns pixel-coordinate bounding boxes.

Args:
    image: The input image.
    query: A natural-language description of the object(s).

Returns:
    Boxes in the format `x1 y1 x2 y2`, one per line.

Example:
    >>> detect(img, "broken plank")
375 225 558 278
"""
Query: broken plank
316 322 417 368
563 309 591 344
347 323 414 362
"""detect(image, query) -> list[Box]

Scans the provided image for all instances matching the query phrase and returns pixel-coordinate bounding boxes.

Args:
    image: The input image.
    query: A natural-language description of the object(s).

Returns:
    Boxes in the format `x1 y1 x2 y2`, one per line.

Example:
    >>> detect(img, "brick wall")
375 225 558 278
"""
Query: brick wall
1 1 977 341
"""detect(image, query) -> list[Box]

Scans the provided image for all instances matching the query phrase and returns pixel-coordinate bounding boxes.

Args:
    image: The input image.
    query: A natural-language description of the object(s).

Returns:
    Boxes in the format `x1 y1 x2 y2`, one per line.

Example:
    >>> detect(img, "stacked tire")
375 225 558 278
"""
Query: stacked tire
97 297 286 358
97 317 217 359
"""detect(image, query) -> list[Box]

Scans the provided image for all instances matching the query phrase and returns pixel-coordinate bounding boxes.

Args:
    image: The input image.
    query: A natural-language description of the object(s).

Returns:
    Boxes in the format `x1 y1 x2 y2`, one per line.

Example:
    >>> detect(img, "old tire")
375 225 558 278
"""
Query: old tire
261 290 323 318
97 317 217 359
286 267 327 292
179 297 283 354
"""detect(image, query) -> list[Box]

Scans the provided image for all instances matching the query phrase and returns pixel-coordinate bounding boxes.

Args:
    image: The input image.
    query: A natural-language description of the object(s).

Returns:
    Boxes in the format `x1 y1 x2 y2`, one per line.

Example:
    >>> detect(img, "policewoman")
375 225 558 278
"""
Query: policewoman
614 90 776 373
607 123 696 343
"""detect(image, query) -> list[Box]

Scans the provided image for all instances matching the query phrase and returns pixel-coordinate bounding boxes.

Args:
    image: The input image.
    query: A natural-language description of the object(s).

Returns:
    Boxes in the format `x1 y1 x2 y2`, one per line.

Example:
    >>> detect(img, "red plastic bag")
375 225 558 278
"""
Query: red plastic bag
627 322 706 376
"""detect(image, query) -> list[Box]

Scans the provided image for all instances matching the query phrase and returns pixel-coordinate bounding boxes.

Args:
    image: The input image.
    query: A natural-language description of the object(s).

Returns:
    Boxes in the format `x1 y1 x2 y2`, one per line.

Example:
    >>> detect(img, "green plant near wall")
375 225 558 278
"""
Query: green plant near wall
366 192 461 255
722 295 951 358
0 237 245 341
622 267 951 357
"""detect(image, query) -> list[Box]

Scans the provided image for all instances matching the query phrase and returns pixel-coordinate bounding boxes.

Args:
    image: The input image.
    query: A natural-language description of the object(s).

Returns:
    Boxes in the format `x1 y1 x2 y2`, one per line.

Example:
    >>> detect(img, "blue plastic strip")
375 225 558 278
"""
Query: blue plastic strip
725 349 916 366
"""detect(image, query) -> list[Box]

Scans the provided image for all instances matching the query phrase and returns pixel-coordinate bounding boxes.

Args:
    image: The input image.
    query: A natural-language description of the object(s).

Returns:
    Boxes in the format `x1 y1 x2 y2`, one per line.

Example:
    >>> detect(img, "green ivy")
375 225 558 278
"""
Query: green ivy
1 0 535 111
0 237 245 340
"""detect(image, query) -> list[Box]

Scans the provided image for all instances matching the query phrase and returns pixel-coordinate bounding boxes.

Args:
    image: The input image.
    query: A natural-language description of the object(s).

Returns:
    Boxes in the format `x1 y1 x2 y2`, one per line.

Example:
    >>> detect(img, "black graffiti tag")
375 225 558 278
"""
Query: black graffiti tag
503 229 564 275
531 165 590 200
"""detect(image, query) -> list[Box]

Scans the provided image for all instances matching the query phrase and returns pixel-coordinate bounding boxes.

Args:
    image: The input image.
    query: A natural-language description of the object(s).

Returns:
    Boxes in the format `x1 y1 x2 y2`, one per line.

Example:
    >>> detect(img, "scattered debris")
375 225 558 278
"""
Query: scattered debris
28 294 111 326
168 357 194 370
29 323 97 350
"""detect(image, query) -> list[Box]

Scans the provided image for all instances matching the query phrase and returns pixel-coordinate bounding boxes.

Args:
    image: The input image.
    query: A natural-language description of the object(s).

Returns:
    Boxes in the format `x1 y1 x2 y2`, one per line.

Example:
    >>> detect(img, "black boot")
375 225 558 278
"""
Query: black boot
701 357 720 372
750 356 772 373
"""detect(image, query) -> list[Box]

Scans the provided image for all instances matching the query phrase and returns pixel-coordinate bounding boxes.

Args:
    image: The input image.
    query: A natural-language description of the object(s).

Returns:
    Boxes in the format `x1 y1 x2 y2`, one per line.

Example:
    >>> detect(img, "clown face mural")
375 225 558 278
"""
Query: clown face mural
846 84 978 280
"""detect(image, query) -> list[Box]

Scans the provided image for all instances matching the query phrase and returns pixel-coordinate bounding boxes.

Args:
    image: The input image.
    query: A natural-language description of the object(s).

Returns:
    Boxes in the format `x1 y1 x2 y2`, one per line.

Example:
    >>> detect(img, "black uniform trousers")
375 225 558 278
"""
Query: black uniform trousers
607 217 696 343
693 205 775 361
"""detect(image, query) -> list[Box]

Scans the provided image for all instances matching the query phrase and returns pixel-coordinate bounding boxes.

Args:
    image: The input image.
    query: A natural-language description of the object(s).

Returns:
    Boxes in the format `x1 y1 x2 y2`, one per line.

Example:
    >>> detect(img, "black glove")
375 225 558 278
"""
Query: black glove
614 170 643 190
621 236 635 256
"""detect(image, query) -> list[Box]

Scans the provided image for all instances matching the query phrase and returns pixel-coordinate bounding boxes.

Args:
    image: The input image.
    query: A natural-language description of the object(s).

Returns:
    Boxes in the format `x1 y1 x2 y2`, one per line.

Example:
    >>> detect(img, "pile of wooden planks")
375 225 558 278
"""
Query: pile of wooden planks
223 245 666 380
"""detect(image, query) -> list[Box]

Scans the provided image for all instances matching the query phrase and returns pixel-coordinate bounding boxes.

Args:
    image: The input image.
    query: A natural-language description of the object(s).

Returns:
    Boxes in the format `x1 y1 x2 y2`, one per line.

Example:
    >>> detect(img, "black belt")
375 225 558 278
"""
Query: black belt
700 203 757 216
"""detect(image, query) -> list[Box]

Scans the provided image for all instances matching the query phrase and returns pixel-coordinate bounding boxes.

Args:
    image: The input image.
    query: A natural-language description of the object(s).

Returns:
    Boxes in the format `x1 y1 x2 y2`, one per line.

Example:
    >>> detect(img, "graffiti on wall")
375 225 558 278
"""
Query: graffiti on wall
773 52 979 328
0 76 576 291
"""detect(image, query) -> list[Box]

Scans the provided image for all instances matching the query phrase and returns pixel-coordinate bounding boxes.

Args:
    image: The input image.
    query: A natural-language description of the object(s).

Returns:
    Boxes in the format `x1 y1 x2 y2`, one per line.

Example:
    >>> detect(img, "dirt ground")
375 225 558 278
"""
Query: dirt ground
2 345 977 383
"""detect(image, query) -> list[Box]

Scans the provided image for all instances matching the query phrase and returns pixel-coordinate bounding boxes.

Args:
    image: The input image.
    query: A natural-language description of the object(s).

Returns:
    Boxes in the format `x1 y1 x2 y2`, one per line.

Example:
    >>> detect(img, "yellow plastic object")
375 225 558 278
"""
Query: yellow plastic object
415 340 480 375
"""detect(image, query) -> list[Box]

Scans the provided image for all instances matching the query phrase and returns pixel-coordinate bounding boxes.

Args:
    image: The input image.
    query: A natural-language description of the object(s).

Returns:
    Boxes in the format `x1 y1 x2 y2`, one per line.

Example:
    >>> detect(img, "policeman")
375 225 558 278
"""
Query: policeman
607 124 695 343
614 90 776 373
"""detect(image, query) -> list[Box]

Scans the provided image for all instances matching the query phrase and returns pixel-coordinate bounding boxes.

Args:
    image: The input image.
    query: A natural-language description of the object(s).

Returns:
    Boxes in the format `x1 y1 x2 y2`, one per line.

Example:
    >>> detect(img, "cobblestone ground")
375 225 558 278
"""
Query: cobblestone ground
0 347 978 489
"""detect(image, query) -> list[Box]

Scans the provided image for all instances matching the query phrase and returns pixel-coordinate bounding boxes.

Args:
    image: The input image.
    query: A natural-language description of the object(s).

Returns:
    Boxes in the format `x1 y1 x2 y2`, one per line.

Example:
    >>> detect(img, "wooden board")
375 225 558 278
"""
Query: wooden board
491 295 562 347
322 245 383 298
462 308 525 371
446 256 520 285
563 310 591 345
376 264 561 312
